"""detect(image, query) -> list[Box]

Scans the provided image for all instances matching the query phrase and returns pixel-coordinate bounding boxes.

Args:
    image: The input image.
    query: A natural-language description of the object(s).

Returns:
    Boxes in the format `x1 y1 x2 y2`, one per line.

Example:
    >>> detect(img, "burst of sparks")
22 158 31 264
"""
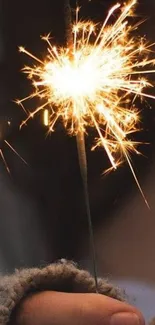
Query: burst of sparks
18 0 155 205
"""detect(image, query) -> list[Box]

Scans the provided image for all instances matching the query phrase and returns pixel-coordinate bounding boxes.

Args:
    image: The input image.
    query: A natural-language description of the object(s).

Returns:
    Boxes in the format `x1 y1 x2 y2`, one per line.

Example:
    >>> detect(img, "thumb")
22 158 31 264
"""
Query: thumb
15 291 145 325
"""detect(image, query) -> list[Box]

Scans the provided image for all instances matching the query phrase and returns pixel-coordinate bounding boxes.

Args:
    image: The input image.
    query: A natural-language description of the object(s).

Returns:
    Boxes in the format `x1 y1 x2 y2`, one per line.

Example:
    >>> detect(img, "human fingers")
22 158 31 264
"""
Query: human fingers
14 291 145 325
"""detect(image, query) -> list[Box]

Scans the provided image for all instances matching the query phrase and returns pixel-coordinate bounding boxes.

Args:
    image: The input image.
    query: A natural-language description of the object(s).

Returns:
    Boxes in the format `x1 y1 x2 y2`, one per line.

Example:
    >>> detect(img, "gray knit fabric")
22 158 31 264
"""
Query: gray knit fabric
0 260 124 325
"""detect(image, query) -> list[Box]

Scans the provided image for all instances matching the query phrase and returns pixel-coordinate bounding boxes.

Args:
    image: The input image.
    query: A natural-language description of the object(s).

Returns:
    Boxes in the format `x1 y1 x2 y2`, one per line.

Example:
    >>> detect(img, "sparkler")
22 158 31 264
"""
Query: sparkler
20 0 99 289
64 0 98 292
18 0 155 184
17 0 155 289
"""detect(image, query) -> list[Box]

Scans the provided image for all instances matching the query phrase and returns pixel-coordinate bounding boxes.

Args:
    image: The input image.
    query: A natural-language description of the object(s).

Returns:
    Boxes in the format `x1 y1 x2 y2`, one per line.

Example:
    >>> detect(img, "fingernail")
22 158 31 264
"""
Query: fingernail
110 313 141 325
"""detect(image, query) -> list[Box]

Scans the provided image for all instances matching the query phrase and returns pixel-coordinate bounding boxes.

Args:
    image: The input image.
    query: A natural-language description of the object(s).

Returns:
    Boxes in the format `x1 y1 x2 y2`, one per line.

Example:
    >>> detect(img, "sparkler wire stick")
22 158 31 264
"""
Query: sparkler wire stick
18 0 155 283
64 0 98 292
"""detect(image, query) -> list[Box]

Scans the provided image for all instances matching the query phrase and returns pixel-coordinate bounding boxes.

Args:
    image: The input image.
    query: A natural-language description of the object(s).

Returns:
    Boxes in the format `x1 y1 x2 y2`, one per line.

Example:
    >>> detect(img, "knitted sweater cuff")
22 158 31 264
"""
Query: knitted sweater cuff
0 260 124 325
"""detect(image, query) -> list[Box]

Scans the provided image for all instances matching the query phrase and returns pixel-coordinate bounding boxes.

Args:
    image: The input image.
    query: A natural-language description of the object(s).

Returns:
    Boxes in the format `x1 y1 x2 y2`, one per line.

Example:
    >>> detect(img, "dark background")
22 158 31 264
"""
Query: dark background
0 0 155 284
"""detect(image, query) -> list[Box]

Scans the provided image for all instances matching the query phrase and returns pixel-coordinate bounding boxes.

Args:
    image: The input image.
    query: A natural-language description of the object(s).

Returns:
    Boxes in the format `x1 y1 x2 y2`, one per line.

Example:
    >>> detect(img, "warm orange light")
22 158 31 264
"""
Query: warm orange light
18 0 155 206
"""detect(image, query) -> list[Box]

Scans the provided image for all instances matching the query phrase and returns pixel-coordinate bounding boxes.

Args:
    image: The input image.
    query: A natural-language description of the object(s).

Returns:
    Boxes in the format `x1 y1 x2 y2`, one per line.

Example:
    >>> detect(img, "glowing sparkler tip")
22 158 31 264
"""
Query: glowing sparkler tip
18 0 155 206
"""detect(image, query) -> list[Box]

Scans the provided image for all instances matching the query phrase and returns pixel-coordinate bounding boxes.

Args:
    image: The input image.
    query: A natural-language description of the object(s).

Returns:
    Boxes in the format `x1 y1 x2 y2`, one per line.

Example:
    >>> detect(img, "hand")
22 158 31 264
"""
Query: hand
14 291 145 325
